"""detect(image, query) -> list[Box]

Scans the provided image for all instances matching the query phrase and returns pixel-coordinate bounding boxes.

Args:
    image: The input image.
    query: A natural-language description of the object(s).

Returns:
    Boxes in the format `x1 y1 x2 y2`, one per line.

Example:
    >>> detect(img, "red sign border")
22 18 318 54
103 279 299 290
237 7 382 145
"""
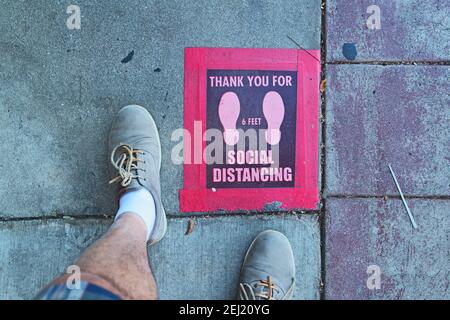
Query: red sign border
180 48 320 212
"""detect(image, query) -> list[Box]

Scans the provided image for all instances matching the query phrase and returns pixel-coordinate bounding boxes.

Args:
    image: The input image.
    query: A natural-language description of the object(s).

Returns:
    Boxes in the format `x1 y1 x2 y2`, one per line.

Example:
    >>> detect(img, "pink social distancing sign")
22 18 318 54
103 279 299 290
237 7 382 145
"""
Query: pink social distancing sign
180 48 320 212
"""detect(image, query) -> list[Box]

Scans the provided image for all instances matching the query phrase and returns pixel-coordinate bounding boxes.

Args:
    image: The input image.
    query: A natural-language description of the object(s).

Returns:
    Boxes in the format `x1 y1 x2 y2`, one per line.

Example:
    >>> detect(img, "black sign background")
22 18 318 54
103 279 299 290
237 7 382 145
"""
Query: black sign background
206 69 298 189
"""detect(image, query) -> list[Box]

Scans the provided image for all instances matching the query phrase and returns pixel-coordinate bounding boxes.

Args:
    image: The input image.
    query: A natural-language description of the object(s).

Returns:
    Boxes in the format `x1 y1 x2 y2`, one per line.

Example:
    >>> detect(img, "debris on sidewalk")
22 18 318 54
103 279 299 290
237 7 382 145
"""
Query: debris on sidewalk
121 50 134 63
388 164 418 229
320 79 327 93
185 219 195 235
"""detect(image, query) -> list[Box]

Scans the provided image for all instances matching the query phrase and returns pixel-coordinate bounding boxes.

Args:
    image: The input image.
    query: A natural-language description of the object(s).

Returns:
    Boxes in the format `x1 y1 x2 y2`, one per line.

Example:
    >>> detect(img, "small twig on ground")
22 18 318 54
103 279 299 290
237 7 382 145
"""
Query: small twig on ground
286 35 320 63
387 164 418 229
185 219 195 235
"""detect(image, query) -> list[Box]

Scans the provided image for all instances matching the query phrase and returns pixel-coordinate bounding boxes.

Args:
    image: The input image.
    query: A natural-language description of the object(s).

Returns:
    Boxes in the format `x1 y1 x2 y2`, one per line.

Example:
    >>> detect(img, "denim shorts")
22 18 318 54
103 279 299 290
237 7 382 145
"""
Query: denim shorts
36 281 121 300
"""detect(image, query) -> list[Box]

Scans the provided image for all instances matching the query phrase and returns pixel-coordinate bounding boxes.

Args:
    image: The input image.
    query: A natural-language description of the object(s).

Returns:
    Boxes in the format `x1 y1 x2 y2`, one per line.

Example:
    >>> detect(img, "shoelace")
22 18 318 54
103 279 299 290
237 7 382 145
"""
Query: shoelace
239 276 280 300
109 143 146 187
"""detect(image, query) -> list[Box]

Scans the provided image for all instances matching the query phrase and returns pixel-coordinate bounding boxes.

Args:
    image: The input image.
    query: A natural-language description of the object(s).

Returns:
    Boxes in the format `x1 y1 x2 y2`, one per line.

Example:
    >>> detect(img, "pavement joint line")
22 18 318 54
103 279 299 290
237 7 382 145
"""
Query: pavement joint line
169 211 321 219
0 211 322 223
326 194 450 200
327 60 450 66
0 214 113 223
170 211 321 219
319 0 328 301
4 194 446 223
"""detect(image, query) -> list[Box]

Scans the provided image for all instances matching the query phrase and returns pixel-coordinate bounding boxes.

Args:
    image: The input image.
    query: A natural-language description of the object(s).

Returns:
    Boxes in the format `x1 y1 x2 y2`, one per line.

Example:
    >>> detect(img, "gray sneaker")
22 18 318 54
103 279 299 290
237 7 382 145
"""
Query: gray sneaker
108 105 167 245
238 230 295 300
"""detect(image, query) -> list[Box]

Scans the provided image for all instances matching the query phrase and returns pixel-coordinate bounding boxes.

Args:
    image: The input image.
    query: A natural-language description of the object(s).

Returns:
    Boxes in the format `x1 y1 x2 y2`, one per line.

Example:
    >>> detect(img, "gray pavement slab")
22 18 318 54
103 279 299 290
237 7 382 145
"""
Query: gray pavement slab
327 0 450 62
0 0 321 218
325 198 449 299
0 218 110 299
326 64 450 197
0 214 320 300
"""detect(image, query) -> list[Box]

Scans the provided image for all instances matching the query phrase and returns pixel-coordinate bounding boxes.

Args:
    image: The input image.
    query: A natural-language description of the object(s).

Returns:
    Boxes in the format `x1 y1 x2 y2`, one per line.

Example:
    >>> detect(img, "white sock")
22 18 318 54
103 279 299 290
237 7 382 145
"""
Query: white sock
115 188 156 240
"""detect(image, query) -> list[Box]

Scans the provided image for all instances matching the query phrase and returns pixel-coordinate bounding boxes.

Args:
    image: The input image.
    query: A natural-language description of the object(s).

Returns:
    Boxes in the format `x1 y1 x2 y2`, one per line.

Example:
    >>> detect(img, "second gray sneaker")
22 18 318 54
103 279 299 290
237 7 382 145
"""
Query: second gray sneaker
238 230 295 300
108 105 167 245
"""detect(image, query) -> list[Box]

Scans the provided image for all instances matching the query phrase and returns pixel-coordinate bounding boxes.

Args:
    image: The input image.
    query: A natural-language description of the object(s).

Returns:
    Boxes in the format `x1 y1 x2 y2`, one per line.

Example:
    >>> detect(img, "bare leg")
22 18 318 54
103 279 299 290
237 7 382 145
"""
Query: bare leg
38 105 165 300
73 213 157 300
38 212 156 300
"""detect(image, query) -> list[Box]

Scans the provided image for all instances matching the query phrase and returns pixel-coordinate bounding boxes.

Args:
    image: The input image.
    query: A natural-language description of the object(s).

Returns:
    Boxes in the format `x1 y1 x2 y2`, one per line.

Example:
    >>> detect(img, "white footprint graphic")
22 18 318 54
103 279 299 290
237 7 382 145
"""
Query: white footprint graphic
218 91 240 146
262 91 285 145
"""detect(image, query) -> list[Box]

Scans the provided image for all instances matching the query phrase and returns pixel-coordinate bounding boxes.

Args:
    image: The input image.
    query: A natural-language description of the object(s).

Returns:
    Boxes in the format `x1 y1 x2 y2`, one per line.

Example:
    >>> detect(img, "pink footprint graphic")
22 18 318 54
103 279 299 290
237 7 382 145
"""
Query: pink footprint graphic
218 91 240 146
263 91 285 145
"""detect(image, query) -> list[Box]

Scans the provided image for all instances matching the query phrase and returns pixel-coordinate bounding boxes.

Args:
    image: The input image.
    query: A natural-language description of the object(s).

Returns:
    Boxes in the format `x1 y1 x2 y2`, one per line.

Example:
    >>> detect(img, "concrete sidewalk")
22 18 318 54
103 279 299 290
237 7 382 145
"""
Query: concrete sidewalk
0 0 448 299
325 0 449 299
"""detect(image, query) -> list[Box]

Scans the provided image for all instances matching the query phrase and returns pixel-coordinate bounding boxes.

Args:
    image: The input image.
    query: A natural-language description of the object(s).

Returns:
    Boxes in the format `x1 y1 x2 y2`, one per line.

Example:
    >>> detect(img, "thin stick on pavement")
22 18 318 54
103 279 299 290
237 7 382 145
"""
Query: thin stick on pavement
388 164 418 229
